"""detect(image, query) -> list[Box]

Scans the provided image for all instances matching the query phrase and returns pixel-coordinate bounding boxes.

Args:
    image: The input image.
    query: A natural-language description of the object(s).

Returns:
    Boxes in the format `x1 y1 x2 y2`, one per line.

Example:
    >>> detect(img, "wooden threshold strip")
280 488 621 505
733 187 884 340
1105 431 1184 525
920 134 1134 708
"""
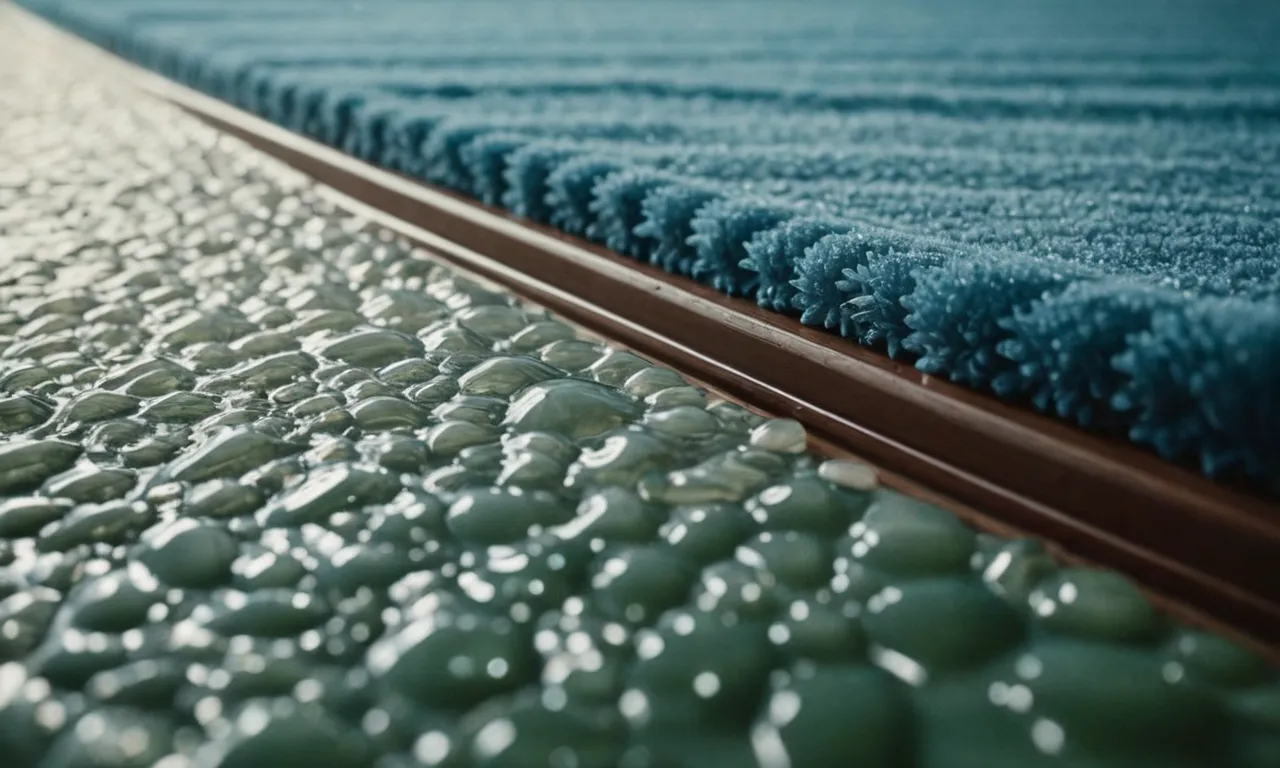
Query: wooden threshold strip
156 85 1280 648
321 189 1280 665
14 5 1279 649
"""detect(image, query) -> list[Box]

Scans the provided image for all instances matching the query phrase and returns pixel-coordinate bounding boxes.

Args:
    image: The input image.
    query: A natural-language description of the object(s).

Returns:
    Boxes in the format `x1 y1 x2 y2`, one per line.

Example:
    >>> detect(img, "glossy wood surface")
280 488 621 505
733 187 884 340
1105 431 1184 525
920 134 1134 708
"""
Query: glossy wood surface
11 3 1278 650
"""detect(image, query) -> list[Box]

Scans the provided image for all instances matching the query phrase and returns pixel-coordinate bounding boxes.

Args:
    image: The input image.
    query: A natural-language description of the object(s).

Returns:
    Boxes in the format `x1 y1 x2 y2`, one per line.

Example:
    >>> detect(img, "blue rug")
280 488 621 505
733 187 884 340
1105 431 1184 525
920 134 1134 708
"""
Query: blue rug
20 0 1280 490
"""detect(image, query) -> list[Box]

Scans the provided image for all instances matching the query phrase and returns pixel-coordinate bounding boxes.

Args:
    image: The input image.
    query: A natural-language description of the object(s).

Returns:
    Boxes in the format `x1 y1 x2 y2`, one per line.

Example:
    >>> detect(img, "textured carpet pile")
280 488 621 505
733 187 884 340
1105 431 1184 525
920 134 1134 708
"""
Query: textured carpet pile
18 0 1280 489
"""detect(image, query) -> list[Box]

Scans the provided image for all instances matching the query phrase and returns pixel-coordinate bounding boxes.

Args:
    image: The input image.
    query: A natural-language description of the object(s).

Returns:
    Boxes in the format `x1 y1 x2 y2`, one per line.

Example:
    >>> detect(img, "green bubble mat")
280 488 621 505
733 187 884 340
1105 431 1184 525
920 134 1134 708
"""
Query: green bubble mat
1 9 1278 768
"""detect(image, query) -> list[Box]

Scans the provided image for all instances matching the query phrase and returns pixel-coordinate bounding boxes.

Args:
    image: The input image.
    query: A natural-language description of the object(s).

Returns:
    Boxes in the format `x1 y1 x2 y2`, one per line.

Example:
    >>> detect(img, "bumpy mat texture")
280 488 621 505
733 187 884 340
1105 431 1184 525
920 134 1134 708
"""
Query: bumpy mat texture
18 0 1280 489
3 7 1280 768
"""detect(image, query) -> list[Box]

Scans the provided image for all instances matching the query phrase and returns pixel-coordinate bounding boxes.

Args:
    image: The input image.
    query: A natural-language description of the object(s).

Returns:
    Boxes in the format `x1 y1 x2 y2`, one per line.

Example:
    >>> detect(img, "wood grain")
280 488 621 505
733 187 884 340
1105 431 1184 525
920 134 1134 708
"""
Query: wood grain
13 2 1276 650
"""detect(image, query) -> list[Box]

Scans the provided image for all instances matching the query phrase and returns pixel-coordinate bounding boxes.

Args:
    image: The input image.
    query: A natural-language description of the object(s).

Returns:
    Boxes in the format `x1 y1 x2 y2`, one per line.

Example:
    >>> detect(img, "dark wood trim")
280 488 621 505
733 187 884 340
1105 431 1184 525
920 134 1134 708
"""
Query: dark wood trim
157 85 1280 649
12 4 1279 651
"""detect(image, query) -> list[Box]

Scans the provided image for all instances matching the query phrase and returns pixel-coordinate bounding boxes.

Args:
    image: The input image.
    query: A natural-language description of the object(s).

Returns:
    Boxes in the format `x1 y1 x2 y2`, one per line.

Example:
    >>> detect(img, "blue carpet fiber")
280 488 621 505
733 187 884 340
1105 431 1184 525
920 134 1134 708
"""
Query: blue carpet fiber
19 0 1280 490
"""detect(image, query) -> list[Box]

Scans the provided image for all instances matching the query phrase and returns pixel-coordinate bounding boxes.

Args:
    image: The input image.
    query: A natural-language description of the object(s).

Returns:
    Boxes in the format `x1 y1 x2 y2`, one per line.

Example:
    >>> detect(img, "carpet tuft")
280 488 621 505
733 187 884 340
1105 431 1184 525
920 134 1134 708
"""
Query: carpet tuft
21 0 1280 488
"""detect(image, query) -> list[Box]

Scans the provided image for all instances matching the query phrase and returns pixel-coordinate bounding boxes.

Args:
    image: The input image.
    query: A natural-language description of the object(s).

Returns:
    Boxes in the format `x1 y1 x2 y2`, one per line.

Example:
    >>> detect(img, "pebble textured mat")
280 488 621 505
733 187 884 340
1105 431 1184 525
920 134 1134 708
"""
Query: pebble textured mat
15 0 1280 492
2 14 1280 768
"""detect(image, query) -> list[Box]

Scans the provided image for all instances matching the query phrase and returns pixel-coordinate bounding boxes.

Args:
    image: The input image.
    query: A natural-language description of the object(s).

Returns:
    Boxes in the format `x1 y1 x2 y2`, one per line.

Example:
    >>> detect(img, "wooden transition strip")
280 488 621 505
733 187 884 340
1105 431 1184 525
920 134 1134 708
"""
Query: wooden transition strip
314 186 1280 662
150 86 1280 648
10 4 1280 650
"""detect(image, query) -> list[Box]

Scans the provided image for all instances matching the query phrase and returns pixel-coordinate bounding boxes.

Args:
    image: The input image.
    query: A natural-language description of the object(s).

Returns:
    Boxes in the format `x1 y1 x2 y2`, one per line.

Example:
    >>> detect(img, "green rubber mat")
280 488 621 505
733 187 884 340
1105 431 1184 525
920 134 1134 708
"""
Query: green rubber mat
1 20 1277 768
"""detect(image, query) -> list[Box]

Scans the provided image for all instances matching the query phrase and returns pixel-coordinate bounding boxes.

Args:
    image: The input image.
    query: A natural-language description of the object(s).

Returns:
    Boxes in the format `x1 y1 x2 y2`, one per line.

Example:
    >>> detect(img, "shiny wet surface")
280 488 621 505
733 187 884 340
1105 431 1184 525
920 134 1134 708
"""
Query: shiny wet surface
0 23 1277 768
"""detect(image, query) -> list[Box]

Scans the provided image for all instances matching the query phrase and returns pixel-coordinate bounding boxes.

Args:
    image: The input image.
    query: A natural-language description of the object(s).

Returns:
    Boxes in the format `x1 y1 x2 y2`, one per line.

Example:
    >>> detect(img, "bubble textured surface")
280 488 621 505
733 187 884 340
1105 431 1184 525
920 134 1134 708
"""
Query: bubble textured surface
1 17 1278 768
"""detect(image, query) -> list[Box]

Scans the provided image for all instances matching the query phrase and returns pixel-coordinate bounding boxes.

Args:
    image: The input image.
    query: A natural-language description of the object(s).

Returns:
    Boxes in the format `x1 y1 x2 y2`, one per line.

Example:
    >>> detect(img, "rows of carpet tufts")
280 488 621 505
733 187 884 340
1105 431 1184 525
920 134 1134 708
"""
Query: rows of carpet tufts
18 0 1280 491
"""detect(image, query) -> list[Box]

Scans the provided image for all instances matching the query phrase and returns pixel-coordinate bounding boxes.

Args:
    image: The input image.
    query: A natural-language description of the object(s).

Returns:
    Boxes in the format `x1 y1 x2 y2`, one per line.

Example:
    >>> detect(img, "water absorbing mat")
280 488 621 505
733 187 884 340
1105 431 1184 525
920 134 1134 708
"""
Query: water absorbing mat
18 0 1280 491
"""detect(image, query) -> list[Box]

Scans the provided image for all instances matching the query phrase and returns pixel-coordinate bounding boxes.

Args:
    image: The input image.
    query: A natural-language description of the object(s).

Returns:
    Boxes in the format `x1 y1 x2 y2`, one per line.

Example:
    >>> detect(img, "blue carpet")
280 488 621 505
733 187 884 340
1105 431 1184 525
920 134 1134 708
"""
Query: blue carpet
20 0 1280 490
